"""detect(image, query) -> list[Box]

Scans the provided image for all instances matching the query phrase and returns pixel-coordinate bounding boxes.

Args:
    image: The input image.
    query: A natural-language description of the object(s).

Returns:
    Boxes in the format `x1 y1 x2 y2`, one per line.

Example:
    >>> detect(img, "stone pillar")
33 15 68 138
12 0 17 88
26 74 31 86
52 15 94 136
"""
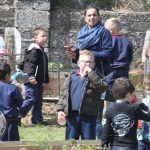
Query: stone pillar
15 0 51 51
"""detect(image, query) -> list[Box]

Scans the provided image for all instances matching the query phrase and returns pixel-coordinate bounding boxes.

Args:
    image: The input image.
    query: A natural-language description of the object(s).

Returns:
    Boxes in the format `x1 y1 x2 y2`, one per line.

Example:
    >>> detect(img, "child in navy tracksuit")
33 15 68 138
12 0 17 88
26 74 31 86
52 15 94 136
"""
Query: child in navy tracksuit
57 50 107 140
18 27 49 126
0 63 23 141
104 18 133 108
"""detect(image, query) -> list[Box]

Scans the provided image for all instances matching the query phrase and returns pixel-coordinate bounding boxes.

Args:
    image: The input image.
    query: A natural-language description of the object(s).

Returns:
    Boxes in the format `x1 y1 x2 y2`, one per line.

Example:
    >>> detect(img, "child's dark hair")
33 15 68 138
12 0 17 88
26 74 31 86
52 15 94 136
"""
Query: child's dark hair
84 5 100 16
113 77 135 99
0 62 11 80
33 27 48 37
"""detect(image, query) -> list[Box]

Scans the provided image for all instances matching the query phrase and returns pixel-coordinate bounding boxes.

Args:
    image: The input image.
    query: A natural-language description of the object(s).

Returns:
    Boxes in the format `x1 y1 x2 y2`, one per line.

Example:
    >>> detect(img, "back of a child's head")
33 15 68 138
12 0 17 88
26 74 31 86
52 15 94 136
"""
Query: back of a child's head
33 27 48 37
113 77 135 100
79 50 95 61
0 63 11 80
105 18 121 33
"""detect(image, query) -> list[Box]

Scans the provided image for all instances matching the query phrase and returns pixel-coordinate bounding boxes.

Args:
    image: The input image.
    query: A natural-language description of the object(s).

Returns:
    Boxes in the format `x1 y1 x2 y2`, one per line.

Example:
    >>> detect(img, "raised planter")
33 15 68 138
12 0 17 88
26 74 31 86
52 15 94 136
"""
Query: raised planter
0 140 102 150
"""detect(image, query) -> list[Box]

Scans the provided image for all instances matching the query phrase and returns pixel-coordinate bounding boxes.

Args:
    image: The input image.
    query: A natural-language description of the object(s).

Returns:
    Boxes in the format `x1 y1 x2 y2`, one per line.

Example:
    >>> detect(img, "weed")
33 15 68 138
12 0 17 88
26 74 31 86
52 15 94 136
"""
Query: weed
62 139 108 150
36 137 52 150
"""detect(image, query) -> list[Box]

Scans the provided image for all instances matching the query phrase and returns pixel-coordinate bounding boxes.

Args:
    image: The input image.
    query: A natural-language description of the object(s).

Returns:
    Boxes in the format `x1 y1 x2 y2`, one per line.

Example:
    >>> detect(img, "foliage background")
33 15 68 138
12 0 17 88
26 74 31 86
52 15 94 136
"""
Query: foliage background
50 0 150 11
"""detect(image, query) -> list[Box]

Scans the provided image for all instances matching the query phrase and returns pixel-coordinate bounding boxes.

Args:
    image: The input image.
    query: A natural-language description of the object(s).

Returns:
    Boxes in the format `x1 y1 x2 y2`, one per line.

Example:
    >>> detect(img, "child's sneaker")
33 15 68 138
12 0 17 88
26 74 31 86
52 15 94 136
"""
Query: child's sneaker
30 121 49 127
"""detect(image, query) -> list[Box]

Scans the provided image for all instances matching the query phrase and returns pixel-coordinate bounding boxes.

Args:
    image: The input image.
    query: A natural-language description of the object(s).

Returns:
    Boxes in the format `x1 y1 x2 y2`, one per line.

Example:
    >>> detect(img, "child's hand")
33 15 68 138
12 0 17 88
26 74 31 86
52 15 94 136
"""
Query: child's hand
16 83 22 93
58 111 66 119
29 78 37 84
135 94 142 104
83 66 92 76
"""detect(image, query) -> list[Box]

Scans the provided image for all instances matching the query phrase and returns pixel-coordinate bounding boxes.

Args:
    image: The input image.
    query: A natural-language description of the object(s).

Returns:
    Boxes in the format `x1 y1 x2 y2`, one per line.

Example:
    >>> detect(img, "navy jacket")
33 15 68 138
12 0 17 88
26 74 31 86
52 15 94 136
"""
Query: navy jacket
0 82 23 118
110 35 133 70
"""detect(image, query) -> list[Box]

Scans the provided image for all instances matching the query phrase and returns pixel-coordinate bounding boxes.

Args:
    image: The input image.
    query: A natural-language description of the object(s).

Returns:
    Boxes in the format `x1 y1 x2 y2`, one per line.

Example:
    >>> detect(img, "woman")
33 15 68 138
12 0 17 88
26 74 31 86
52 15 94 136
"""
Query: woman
65 5 112 139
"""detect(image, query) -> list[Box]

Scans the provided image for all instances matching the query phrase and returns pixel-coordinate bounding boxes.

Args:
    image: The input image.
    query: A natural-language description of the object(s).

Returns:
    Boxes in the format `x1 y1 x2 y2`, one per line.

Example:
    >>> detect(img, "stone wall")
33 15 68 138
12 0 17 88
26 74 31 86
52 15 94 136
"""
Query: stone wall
0 0 150 69
0 0 50 53
50 10 150 69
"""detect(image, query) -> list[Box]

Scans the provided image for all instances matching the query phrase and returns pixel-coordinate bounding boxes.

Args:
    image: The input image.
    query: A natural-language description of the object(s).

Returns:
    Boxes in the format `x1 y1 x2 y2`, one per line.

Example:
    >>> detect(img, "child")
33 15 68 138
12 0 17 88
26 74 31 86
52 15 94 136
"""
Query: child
104 18 133 108
142 42 150 62
101 77 150 150
57 50 107 140
18 27 49 126
0 62 23 141
137 74 150 150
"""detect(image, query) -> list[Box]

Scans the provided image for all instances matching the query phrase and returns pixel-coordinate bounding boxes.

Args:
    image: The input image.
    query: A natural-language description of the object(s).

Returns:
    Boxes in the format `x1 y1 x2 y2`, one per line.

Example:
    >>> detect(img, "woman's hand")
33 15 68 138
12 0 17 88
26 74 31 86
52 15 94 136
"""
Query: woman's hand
64 46 76 59
66 51 76 59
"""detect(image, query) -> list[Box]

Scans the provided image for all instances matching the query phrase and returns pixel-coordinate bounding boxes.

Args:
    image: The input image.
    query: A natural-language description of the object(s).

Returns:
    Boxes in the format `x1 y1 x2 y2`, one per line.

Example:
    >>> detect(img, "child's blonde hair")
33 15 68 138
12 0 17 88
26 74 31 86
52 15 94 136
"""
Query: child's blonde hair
33 27 48 37
79 50 95 61
144 74 150 85
105 18 121 33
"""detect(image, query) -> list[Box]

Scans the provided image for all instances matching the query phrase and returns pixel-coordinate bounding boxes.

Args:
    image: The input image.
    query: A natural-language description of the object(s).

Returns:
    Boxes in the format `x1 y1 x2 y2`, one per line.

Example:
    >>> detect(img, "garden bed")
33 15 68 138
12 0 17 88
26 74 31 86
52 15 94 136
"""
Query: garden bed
0 140 102 150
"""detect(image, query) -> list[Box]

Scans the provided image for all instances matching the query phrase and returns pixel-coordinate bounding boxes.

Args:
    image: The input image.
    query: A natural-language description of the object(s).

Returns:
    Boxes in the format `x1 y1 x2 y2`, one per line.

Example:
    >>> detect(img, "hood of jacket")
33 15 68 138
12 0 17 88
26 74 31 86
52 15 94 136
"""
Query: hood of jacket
28 43 41 51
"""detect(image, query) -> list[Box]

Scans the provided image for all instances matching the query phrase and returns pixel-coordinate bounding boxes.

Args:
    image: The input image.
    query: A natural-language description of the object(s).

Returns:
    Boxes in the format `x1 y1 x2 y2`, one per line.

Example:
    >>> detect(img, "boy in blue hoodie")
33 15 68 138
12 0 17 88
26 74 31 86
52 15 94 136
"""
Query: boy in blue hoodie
104 18 133 108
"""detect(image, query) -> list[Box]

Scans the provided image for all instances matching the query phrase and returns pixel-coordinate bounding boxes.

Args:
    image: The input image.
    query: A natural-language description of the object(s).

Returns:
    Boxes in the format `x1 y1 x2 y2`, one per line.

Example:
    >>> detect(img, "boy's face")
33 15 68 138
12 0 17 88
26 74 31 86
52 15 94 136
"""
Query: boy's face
77 55 95 75
105 23 114 35
34 31 48 46
145 85 150 95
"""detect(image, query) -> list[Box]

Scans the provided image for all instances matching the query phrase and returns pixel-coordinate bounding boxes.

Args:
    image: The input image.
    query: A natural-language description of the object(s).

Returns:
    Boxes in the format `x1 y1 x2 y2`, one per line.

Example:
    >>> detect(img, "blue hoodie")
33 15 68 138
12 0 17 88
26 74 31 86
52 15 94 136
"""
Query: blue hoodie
110 34 133 70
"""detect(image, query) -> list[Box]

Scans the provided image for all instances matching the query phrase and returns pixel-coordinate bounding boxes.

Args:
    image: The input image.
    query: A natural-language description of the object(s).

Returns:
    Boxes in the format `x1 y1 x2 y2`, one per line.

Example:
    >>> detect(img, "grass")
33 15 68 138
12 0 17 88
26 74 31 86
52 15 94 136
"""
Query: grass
19 125 65 141
19 113 66 141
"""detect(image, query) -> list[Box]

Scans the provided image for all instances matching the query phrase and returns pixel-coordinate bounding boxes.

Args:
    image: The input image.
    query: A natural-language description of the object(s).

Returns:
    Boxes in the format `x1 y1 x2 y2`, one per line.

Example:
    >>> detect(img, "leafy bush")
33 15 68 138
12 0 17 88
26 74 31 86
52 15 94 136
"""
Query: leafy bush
48 62 63 71
142 0 150 10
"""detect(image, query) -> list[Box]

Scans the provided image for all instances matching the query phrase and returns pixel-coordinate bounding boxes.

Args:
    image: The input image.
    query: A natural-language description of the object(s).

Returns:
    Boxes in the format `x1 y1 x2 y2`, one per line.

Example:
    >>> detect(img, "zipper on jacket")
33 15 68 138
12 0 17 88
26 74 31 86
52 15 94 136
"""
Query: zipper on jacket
79 79 89 114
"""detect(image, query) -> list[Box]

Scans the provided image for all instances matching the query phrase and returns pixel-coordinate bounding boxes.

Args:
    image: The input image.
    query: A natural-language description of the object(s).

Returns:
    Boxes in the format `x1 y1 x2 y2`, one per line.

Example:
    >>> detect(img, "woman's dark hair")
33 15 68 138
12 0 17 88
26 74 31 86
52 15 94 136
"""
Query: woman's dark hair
0 62 11 80
84 5 100 16
113 77 135 99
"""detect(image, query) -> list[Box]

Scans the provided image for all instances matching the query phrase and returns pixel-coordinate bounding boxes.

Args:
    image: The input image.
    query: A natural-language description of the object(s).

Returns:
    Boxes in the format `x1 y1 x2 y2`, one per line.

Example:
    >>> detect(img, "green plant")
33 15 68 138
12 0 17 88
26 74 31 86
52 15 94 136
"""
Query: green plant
62 139 108 150
142 0 150 10
48 62 63 71
36 137 52 150
19 138 52 150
